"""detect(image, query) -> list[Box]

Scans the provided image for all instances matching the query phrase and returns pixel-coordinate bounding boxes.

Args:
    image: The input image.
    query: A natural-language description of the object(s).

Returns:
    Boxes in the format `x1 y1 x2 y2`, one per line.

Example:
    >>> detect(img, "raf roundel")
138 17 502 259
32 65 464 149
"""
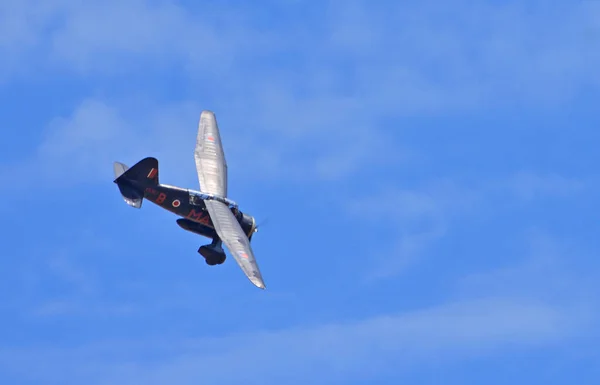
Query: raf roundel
172 199 181 208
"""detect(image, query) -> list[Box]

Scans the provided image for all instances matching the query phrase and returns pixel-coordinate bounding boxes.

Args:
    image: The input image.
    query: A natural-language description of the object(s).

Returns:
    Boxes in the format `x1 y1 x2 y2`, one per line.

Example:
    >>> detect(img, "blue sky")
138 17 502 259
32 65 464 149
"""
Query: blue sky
1 0 599 383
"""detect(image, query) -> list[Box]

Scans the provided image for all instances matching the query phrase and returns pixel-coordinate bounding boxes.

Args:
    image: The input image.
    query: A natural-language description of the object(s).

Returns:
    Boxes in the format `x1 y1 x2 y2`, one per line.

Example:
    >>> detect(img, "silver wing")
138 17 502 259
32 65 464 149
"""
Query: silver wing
204 199 266 289
194 110 227 197
194 110 265 289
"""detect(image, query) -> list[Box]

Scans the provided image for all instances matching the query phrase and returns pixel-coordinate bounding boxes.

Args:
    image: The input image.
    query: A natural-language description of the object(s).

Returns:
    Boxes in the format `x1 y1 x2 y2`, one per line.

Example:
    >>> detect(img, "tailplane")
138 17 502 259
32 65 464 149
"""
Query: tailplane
113 157 159 208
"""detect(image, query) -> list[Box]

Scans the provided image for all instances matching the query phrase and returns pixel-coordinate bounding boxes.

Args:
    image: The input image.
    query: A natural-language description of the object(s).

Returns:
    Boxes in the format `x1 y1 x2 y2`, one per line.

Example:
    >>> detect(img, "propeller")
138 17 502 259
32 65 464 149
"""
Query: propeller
255 217 269 231
250 217 269 240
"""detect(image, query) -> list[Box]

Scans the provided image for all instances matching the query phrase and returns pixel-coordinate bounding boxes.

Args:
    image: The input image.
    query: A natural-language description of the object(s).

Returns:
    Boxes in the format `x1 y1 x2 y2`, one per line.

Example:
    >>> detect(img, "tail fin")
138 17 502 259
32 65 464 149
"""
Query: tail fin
113 157 159 208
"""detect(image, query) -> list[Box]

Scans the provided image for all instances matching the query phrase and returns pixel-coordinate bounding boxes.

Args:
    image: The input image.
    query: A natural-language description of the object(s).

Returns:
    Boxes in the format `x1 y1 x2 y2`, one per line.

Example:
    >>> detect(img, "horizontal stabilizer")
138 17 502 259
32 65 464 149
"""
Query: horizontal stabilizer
117 181 143 208
113 162 130 179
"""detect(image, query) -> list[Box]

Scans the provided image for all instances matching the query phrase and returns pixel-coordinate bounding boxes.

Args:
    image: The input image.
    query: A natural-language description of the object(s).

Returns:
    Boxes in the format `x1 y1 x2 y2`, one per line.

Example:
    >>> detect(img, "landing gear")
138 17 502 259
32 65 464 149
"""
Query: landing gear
198 238 226 265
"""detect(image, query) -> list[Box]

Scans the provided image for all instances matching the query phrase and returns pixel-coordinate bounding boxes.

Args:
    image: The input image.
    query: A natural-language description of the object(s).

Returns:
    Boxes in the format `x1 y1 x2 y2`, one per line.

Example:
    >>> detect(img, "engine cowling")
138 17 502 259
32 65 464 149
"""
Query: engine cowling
235 211 257 240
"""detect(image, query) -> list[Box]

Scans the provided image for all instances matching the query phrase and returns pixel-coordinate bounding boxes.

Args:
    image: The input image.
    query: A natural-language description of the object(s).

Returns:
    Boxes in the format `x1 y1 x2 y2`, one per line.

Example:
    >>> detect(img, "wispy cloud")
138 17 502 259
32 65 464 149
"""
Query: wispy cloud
3 0 599 109
8 0 593 104
4 98 206 189
4 95 406 189
346 173 590 279
3 0 600 186
4 222 595 384
364 227 447 281
0 296 586 385
457 230 599 307
499 172 586 201
1 3 598 383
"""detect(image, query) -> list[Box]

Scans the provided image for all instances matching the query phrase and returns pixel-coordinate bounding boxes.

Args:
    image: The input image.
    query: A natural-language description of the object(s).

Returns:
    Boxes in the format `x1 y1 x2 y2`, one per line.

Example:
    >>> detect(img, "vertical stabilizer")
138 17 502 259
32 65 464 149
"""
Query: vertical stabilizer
113 157 159 209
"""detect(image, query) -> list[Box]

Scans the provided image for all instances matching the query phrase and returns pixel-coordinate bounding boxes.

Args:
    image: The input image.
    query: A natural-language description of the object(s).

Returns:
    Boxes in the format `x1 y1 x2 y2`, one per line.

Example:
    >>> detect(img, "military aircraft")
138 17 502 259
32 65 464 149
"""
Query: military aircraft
112 110 265 289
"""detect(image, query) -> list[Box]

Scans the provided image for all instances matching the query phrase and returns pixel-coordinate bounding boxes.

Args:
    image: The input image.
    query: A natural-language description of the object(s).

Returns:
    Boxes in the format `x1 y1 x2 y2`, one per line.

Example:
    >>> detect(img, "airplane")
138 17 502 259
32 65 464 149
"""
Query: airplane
112 110 266 289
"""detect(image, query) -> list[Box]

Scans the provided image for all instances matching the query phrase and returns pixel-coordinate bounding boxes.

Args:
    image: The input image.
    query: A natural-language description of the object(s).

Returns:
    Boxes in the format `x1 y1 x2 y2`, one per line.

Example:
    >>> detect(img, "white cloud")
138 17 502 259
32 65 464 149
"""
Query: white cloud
1 4 597 384
364 226 447 281
48 1 235 75
324 0 600 108
3 1 599 184
347 179 482 225
0 1 54 77
343 178 485 278
2 0 599 100
457 230 598 307
0 297 585 385
4 95 407 188
0 0 280 80
502 172 586 201
348 172 588 225
4 99 209 189
345 173 589 280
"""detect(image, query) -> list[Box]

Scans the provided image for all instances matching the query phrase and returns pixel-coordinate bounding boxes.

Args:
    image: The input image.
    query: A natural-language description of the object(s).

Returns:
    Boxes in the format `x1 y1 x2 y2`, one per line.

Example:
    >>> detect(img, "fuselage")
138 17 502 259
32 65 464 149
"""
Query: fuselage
136 182 256 240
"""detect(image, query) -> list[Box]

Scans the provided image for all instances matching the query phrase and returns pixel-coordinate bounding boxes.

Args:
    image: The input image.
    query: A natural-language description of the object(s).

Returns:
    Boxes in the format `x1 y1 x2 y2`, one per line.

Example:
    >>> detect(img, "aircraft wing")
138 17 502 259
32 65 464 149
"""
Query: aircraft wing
194 110 227 197
204 199 266 289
